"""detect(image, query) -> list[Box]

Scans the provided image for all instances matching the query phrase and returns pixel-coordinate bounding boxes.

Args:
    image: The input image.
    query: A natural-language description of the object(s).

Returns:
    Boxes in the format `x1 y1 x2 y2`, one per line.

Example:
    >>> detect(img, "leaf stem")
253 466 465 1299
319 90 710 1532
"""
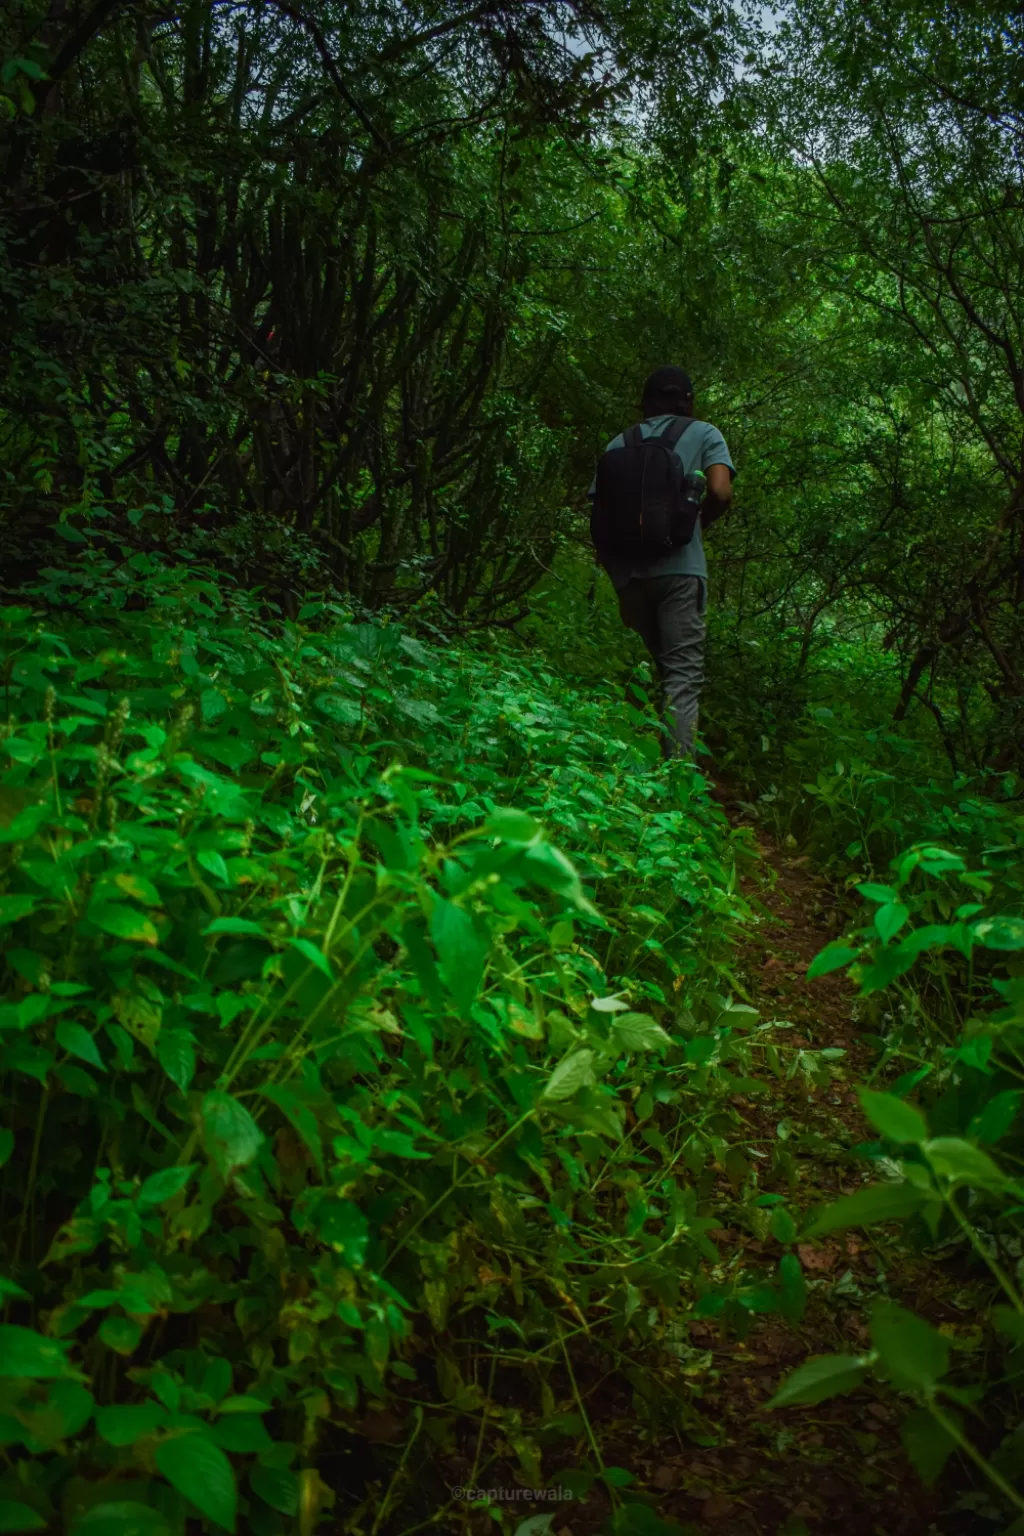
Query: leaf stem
383 1108 536 1270
943 1191 1024 1313
929 1399 1024 1514
371 1405 424 1536
558 1321 618 1507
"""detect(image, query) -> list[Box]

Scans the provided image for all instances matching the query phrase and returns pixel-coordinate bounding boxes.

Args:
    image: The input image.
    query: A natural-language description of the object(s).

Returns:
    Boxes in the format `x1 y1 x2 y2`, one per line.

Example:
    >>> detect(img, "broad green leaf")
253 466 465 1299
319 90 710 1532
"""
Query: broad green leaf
991 1307 1024 1343
96 1402 167 1445
482 808 543 844
612 1013 671 1051
770 1207 798 1245
76 1289 147 1317
197 849 230 884
0 896 37 926
400 920 446 1014
198 737 257 771
155 1434 236 1532
807 944 859 978
856 883 898 905
1 993 49 1032
201 1092 264 1177
778 1253 806 1323
859 1090 928 1144
542 1049 596 1102
915 847 966 875
56 1021 106 1073
314 693 361 726
973 1091 1022 1145
807 1181 932 1236
249 1464 299 1516
0 1325 73 1378
523 842 594 912
99 1317 142 1355
116 994 161 1051
590 995 630 1013
767 1353 866 1408
203 917 266 937
43 1379 94 1440
952 1034 993 1072
156 1029 195 1093
287 936 334 981
216 1395 272 1414
924 1137 1008 1191
896 925 955 959
201 1356 232 1403
114 871 162 905
972 917 1024 951
56 1063 98 1098
857 945 919 993
870 1300 948 1393
138 1166 195 1208
874 902 909 944
309 1196 369 1263
261 1084 323 1172
0 1503 46 1532
430 899 488 1016
396 696 440 727
211 1414 272 1453
8 1046 54 1085
89 902 159 946
901 1406 961 1484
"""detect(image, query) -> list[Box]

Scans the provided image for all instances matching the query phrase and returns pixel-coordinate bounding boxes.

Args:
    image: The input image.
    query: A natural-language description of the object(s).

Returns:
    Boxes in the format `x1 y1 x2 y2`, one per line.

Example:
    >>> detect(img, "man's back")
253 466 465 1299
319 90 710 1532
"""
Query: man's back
592 414 734 593
589 367 735 761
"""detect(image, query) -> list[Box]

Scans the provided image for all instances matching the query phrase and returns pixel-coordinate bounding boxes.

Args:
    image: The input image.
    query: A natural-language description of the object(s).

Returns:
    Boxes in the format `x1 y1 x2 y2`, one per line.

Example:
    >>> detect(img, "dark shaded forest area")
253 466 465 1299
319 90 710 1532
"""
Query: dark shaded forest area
1 2 1024 1534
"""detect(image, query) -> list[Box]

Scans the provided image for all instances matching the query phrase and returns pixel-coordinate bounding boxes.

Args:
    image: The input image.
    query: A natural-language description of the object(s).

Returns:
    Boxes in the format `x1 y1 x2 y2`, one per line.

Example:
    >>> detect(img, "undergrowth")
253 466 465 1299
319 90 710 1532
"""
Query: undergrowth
530 557 1024 1525
0 553 842 1536
5 549 1024 1533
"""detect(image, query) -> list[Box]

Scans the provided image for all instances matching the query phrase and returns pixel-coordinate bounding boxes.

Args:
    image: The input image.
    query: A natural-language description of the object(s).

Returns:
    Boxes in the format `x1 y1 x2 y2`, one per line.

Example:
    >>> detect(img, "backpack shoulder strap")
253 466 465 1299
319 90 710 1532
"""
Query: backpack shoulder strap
623 425 645 448
659 416 696 448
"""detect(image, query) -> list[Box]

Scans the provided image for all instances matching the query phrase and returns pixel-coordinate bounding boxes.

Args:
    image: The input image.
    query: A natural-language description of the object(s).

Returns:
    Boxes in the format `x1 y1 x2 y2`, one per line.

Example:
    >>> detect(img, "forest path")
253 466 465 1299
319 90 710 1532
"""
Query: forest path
564 794 976 1536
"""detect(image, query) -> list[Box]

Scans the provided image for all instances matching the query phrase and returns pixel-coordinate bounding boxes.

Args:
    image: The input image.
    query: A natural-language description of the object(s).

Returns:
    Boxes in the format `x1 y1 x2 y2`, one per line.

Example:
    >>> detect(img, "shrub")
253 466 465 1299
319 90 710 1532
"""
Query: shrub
0 553 792 1534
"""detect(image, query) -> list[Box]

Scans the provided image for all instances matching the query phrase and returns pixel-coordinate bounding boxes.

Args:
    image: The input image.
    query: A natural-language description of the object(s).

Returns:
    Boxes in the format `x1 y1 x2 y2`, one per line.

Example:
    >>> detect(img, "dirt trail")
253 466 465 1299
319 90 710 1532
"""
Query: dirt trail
560 801 982 1536
650 809 942 1536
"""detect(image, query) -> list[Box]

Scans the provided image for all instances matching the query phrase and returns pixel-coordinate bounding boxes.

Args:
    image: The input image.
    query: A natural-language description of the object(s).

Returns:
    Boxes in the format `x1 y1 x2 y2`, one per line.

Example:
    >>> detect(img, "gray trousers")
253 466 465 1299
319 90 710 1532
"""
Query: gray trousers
618 574 707 758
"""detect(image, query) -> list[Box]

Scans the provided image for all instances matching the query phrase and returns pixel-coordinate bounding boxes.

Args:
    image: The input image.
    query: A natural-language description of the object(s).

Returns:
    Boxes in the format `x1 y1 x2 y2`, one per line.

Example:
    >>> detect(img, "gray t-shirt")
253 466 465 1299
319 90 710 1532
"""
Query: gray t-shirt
588 416 736 591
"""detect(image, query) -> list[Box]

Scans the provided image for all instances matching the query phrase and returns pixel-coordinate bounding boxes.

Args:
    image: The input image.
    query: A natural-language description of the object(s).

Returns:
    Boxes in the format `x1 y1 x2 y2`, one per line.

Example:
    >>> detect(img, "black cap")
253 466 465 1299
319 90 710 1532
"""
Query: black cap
642 366 693 401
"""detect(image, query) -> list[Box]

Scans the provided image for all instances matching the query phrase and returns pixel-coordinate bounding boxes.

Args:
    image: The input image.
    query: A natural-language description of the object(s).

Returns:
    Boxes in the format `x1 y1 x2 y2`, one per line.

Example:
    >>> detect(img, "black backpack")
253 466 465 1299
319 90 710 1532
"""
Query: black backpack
591 416 700 561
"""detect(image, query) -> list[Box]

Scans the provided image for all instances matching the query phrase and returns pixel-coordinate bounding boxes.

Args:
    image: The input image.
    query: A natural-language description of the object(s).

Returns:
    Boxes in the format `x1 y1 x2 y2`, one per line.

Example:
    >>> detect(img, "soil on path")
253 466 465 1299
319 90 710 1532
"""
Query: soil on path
549 797 987 1536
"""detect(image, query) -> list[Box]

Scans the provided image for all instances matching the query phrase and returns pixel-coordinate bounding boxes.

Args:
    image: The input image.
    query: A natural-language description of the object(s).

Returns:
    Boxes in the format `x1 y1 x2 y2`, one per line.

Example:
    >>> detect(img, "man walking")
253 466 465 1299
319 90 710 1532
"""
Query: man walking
589 366 735 761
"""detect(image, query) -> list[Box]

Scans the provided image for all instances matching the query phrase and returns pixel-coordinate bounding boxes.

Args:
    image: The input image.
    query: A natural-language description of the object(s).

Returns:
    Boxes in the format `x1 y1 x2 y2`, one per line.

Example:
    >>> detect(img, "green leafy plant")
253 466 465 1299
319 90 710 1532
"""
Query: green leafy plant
777 835 1024 1519
0 553 775 1533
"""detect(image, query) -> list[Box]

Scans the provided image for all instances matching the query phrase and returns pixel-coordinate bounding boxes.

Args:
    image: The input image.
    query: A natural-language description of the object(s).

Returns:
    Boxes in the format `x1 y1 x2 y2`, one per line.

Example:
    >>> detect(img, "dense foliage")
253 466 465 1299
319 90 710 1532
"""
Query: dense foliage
0 550 806 1534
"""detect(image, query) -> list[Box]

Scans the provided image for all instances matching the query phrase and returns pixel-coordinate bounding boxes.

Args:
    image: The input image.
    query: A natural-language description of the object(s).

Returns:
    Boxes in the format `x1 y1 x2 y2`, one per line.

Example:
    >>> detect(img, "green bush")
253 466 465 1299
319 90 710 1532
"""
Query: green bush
0 553 808 1534
773 828 1024 1518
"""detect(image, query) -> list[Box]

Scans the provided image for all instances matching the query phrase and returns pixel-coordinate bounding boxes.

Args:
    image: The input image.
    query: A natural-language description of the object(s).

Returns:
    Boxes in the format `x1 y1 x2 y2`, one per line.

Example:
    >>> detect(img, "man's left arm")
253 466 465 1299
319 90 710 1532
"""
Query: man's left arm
701 463 733 529
700 426 735 529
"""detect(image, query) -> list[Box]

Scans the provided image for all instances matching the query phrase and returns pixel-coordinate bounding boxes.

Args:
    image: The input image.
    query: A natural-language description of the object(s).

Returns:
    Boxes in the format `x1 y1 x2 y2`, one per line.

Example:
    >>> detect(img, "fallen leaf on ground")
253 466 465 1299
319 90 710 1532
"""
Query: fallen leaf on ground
797 1243 837 1271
